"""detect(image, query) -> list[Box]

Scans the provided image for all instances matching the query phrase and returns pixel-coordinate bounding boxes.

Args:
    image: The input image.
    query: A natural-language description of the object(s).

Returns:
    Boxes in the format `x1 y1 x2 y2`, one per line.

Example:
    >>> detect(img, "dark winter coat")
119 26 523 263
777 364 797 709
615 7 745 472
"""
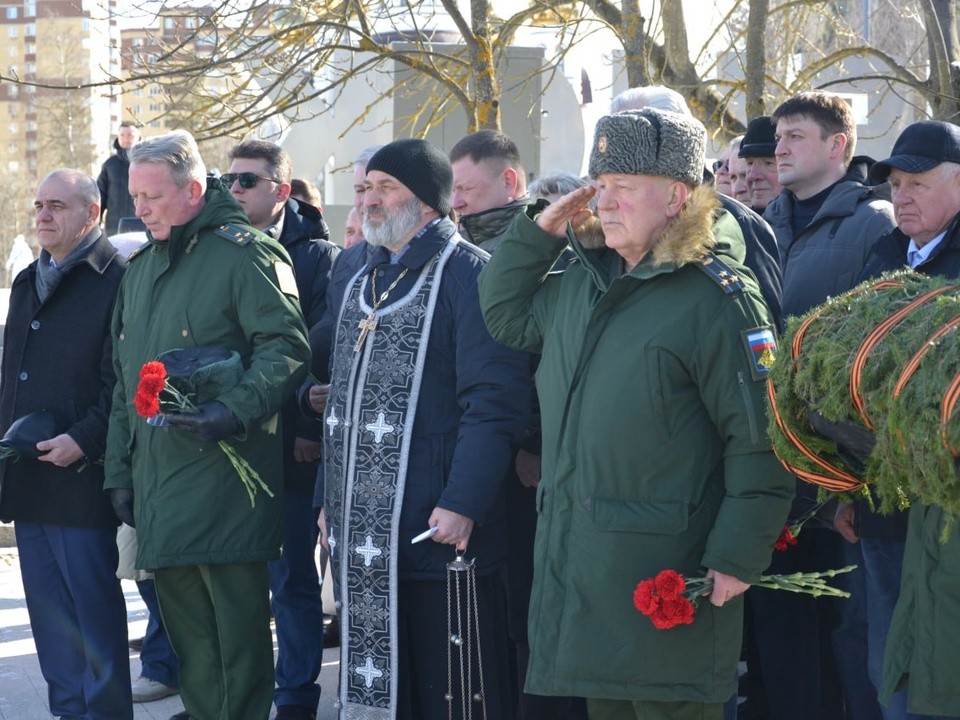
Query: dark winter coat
103 182 311 570
97 139 135 236
764 179 895 318
478 189 794 702
276 198 334 328
274 198 338 491
0 230 125 528
765 177 895 516
719 195 784 330
320 218 532 579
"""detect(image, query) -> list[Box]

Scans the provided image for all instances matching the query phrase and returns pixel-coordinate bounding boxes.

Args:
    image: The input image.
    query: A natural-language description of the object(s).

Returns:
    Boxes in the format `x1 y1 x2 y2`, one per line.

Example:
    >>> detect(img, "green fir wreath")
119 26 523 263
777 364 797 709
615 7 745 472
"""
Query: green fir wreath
767 270 960 529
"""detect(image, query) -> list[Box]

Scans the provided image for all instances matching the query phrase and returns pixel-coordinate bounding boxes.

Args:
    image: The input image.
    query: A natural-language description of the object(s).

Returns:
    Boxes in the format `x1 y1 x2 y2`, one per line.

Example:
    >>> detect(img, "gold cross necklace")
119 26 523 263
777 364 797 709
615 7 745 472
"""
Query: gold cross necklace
354 266 410 353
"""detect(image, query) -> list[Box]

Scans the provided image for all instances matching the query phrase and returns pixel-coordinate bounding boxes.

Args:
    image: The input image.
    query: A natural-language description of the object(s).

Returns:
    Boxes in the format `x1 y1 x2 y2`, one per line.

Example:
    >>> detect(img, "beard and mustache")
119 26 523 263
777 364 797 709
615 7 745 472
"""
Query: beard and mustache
362 196 425 252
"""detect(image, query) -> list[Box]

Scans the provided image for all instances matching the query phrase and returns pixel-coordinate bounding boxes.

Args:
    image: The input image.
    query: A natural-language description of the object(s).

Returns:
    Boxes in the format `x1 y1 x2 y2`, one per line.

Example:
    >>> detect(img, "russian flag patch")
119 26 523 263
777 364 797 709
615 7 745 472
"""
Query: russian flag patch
742 326 778 380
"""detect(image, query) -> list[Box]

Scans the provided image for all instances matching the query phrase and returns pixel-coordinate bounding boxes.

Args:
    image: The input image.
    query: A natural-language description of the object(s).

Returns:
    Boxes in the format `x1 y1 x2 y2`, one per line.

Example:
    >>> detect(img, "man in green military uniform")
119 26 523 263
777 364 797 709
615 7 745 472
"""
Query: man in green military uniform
478 108 794 720
104 130 311 720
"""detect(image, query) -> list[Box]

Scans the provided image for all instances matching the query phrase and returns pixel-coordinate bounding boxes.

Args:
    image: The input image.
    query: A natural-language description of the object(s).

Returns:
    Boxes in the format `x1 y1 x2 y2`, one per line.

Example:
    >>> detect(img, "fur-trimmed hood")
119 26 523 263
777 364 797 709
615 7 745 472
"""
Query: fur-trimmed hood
569 183 721 284
648 183 720 267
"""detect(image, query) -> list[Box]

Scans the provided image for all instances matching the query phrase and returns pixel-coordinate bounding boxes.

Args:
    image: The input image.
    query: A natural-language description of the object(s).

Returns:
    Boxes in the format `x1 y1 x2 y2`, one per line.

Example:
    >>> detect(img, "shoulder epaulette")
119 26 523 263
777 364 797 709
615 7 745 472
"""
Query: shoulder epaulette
696 253 745 294
214 223 257 246
126 240 152 261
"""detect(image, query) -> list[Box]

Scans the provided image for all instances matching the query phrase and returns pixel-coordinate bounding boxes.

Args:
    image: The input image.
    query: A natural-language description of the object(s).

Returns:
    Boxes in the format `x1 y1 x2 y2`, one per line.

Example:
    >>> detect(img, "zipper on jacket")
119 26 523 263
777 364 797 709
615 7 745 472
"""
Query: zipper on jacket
738 371 760 444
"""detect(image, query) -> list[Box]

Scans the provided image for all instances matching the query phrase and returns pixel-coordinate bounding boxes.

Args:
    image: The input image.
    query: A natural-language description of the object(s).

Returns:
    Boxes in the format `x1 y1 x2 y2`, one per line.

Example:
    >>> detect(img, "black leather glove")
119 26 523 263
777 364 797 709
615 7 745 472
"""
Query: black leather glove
110 488 135 527
807 409 875 471
166 401 241 443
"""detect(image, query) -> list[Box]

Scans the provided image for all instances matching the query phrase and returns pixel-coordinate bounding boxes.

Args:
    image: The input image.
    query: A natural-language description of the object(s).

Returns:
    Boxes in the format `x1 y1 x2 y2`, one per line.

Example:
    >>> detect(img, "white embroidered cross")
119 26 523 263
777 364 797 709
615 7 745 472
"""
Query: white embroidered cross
364 412 395 443
354 534 383 567
355 656 384 688
326 408 340 436
328 530 337 555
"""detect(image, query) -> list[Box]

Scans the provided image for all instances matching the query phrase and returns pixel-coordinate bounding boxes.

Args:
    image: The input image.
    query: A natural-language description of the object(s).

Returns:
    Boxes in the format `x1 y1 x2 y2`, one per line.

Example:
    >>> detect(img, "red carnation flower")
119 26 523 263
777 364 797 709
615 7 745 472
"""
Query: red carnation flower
134 361 168 418
649 609 676 629
138 361 167 395
774 526 798 552
651 597 696 629
134 389 160 418
633 579 659 616
654 569 685 600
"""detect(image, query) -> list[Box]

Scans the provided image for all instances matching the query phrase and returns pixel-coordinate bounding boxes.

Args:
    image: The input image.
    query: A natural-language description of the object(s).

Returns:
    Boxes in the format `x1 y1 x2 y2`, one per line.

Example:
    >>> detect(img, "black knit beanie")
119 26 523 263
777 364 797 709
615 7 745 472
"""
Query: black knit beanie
365 138 453 216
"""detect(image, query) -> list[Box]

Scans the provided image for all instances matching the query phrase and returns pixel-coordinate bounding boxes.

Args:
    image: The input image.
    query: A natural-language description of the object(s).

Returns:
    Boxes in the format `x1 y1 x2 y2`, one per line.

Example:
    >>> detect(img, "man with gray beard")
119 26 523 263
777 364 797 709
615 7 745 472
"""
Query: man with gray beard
311 138 530 719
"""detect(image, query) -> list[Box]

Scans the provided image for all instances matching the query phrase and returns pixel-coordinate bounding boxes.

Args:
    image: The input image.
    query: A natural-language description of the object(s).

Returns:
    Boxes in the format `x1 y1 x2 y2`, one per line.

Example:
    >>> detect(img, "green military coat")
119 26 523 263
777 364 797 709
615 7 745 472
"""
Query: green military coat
881 503 960 715
104 184 310 571
477 189 794 703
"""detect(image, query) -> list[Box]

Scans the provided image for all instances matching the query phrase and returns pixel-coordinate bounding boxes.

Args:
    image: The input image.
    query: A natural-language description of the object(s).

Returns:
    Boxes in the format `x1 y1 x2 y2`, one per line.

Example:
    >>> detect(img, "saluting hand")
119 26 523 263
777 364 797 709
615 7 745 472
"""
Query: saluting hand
535 186 597 237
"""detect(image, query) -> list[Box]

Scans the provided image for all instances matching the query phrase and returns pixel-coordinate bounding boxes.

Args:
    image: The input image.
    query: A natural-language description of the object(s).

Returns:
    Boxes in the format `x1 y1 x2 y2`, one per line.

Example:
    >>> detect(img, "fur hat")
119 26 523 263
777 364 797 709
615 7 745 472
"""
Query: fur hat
365 139 453 216
589 108 706 185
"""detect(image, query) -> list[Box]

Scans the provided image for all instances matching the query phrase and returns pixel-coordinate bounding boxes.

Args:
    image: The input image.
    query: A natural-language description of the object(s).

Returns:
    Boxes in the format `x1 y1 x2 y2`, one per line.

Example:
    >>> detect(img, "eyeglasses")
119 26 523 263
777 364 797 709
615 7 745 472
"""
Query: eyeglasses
712 160 729 173
220 172 279 189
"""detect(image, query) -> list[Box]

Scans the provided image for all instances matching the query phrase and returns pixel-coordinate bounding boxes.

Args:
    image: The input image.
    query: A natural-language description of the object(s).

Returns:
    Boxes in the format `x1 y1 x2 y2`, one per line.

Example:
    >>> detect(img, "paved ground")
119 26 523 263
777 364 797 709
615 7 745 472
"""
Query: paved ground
0 546 342 720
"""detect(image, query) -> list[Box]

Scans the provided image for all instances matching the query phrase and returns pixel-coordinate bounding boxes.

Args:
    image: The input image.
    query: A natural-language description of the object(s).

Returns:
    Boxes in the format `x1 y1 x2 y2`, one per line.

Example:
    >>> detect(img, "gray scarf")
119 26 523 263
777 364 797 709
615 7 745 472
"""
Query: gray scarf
35 228 101 303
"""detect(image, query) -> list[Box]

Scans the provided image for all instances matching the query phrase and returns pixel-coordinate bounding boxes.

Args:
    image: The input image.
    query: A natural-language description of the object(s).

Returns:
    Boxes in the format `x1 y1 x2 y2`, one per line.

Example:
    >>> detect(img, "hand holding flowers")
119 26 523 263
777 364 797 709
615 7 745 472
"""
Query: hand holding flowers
134 359 273 507
634 566 855 630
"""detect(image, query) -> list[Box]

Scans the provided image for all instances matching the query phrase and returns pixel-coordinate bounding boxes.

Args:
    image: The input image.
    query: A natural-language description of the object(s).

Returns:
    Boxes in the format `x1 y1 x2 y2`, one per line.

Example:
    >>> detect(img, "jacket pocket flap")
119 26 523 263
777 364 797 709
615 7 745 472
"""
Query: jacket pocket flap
590 498 691 534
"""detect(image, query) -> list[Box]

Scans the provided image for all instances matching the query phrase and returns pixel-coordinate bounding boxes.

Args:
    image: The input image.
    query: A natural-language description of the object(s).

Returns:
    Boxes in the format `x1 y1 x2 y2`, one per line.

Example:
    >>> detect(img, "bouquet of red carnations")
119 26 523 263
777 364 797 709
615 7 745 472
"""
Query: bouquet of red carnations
634 566 855 630
134 352 272 507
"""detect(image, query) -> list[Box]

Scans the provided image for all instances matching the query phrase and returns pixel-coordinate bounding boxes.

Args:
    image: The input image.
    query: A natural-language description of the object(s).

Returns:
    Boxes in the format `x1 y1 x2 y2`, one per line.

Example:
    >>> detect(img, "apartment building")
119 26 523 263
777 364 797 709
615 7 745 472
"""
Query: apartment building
0 0 118 254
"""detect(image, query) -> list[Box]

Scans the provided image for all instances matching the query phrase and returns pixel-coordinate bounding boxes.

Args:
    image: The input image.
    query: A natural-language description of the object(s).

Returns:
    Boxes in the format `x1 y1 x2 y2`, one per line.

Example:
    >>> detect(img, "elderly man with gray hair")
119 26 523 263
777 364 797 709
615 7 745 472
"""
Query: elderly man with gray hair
104 130 311 720
611 85 783 330
478 108 794 719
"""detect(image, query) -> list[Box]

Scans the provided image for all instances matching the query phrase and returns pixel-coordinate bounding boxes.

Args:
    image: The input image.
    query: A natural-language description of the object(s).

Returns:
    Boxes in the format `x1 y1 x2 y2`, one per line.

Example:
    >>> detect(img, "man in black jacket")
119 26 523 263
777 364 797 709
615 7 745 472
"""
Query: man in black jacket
0 169 130 719
97 121 139 236
226 140 339 720
838 120 960 720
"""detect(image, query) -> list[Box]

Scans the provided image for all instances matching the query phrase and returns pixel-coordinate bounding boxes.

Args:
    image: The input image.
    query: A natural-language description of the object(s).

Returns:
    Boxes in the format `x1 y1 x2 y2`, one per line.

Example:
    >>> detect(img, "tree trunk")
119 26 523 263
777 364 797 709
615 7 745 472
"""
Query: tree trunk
621 0 648 87
931 0 959 60
468 0 500 130
926 0 960 121
745 0 769 119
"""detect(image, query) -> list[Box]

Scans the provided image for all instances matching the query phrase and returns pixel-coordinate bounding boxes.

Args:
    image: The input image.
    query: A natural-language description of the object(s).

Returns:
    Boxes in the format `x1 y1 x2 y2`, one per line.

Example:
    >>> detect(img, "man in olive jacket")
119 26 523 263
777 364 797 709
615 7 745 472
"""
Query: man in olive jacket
478 109 794 719
104 130 311 720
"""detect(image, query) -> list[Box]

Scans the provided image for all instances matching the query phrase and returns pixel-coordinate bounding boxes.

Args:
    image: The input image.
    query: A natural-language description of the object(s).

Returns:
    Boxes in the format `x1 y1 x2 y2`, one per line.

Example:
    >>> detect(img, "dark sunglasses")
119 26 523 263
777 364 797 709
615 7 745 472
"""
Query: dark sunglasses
712 159 729 173
220 172 279 189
